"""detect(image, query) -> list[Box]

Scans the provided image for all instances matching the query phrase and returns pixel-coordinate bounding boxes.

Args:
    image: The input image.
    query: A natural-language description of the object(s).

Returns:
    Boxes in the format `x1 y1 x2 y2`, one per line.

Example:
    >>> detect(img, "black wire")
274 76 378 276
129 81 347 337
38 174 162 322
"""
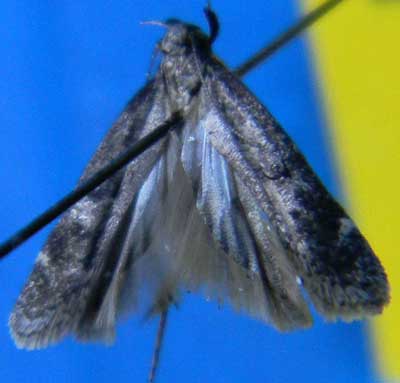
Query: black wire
0 113 181 258
0 0 346 259
234 0 345 77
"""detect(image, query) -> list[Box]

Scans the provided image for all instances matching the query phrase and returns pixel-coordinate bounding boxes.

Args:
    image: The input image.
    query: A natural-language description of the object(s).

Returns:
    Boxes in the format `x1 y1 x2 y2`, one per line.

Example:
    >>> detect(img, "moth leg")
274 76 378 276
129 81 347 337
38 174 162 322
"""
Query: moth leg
148 309 169 383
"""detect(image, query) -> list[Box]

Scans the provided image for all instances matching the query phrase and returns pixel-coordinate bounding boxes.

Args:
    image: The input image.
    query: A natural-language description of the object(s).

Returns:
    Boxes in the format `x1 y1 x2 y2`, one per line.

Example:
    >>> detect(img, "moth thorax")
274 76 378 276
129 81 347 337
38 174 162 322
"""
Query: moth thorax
161 56 203 111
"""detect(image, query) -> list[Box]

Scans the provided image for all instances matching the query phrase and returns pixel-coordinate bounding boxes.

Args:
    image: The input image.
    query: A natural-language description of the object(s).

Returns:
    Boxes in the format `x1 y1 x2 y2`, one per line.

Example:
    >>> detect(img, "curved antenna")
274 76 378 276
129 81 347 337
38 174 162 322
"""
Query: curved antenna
204 3 219 44
140 20 168 28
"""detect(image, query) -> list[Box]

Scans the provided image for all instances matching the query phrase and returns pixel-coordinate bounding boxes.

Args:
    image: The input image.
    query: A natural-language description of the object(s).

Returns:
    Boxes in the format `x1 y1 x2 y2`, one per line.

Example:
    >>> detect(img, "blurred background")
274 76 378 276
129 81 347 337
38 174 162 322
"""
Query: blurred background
0 0 398 382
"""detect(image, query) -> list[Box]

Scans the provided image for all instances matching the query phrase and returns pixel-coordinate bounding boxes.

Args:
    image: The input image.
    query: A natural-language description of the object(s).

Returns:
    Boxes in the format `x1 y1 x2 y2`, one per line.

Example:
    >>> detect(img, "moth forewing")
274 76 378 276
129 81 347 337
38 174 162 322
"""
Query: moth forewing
9 78 172 348
204 61 389 319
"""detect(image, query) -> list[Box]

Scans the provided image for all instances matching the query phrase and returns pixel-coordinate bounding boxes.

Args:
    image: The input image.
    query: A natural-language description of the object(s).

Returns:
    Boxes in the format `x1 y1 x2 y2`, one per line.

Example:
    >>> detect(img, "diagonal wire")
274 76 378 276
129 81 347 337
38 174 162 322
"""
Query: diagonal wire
0 113 181 258
234 0 344 77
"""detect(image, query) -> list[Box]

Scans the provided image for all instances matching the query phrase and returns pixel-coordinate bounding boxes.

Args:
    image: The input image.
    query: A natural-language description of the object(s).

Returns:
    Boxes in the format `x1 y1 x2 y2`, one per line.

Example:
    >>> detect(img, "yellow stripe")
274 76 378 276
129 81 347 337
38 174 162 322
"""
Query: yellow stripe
303 0 400 380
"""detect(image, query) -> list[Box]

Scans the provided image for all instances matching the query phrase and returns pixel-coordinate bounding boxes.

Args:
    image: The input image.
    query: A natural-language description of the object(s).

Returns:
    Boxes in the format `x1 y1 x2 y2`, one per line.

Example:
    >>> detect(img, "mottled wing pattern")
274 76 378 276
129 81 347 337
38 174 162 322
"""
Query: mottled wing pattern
9 78 170 348
200 58 389 322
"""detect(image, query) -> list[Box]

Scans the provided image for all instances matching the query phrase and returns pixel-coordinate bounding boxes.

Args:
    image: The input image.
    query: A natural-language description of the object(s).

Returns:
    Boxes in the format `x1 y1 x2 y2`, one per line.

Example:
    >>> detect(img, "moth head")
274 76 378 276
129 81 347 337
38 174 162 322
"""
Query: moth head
159 6 219 55
159 22 209 56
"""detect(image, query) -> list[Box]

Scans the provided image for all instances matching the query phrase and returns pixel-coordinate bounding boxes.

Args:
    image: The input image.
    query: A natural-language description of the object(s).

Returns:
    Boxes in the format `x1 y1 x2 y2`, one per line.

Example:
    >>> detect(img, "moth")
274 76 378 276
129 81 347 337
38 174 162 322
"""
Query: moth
8 2 389 358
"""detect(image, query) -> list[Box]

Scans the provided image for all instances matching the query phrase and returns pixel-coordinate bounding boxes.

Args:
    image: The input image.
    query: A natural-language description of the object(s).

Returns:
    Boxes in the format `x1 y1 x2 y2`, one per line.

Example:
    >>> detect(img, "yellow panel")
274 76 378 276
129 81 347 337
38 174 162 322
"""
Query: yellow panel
303 0 400 380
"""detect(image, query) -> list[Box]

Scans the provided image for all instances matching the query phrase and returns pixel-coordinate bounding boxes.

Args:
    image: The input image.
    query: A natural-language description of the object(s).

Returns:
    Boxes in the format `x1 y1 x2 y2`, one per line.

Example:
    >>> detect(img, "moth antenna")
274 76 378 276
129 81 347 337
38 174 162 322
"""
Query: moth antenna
140 20 168 28
234 0 345 77
204 2 219 44
0 0 345 259
148 310 169 383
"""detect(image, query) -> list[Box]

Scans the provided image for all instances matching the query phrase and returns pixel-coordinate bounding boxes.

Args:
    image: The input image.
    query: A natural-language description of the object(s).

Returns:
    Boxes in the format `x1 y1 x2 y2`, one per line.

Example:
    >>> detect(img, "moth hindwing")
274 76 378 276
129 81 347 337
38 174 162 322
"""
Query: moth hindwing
10 11 389 350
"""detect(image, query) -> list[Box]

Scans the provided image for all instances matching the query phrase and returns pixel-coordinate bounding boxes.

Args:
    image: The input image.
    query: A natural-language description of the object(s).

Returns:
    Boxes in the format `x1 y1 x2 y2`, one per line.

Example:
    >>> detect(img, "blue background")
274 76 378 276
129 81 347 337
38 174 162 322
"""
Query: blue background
0 1 377 382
